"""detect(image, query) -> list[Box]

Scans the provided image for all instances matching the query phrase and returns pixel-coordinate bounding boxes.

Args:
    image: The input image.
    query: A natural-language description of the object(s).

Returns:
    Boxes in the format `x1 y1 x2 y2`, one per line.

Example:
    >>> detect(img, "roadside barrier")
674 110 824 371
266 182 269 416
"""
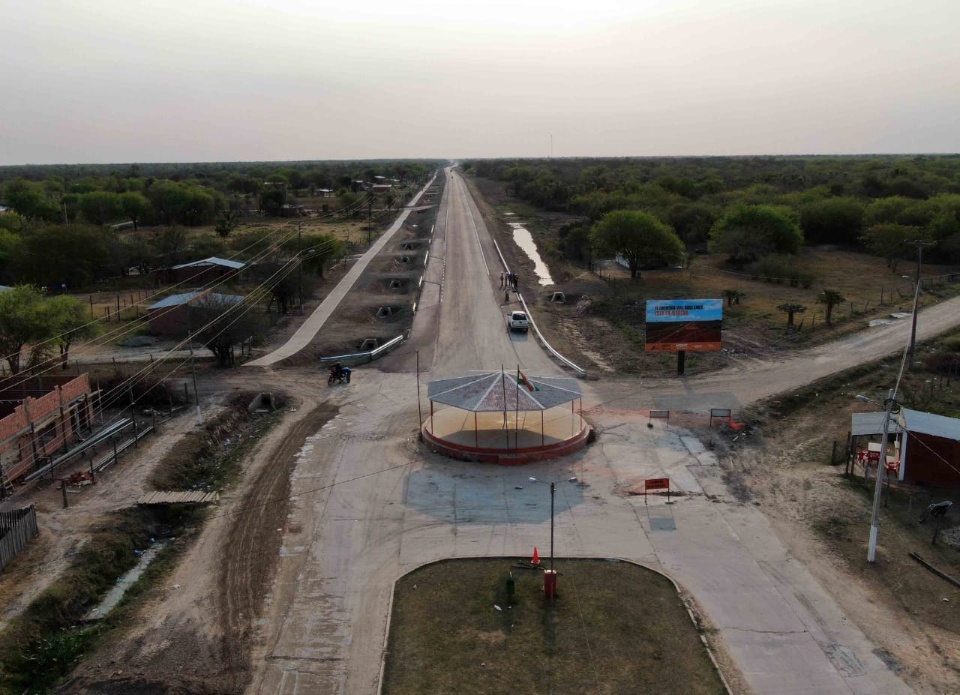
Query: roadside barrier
490 239 587 377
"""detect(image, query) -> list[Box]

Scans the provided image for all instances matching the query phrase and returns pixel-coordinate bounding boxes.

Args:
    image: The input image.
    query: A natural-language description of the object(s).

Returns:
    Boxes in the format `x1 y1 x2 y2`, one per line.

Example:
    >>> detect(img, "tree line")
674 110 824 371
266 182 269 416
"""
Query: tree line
464 156 960 270
0 159 439 230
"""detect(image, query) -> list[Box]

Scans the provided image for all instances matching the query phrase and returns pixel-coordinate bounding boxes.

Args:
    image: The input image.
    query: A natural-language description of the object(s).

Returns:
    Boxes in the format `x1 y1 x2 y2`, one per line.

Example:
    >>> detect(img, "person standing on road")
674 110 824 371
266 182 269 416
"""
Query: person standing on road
500 272 504 288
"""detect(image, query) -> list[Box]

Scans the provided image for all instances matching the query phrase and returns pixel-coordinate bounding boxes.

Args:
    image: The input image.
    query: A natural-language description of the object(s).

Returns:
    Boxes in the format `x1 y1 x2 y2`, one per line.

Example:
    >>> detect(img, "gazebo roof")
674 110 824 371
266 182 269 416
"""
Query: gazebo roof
427 371 581 412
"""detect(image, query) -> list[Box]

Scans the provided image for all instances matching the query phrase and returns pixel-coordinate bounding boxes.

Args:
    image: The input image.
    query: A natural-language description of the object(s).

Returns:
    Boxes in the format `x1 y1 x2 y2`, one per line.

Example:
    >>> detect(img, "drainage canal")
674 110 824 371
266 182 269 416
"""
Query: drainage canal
508 222 554 286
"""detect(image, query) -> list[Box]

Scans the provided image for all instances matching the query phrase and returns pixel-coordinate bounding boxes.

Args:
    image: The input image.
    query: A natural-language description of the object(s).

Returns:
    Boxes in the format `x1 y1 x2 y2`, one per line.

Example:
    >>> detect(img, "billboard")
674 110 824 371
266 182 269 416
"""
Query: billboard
645 299 723 352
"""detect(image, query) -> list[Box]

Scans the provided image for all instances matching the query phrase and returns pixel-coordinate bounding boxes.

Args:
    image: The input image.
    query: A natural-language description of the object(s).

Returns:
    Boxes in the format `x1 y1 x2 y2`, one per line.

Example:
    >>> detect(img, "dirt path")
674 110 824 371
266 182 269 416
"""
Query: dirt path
218 402 339 691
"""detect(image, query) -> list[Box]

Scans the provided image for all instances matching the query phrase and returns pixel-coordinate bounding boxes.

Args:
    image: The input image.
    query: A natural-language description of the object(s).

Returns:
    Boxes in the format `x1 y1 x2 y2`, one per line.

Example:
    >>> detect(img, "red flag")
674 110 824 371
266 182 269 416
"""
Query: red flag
517 369 535 392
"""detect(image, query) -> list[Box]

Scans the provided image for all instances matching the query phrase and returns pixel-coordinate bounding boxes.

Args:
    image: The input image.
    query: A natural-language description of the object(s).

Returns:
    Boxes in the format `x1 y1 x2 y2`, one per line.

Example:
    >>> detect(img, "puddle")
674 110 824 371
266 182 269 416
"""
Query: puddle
508 223 554 286
85 541 169 621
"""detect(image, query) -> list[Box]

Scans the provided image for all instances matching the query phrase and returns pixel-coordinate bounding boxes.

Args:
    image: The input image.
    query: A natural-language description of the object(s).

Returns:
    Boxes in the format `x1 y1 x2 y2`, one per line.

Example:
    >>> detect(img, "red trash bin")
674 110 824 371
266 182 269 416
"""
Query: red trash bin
543 569 558 599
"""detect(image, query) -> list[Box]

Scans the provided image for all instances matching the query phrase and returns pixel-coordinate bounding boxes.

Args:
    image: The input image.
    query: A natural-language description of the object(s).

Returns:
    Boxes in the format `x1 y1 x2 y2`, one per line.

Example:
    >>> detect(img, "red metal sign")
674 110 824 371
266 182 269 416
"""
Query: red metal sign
645 478 670 492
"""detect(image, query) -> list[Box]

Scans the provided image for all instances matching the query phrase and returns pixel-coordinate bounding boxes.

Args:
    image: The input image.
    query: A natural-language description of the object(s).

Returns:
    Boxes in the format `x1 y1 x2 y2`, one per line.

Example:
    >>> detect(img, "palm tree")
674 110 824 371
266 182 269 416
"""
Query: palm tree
818 290 846 325
777 302 806 328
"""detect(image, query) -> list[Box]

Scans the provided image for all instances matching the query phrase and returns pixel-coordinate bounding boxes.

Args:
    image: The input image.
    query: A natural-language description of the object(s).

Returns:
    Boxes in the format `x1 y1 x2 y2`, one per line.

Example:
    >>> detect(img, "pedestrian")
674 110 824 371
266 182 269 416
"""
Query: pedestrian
512 273 518 289
500 272 504 288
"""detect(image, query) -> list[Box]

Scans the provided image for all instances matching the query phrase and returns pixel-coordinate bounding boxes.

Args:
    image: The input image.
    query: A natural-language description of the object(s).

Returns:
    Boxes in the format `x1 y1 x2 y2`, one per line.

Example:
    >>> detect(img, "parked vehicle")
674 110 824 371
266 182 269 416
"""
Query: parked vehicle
508 310 529 333
328 365 352 385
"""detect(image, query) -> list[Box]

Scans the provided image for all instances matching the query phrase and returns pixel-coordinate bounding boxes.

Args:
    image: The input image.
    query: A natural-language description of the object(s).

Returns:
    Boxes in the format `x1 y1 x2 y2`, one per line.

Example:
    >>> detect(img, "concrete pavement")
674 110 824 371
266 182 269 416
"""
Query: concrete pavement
247 167 913 694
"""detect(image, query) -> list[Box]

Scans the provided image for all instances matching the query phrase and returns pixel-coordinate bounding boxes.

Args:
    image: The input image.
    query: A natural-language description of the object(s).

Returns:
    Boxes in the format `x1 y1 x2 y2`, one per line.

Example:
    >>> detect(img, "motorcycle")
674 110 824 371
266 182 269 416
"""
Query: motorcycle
327 366 351 386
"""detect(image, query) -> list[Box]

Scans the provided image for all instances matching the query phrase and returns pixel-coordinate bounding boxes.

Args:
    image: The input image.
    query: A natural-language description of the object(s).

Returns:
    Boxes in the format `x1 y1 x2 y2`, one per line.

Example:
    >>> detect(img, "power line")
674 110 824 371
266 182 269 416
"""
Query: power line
0 197 369 368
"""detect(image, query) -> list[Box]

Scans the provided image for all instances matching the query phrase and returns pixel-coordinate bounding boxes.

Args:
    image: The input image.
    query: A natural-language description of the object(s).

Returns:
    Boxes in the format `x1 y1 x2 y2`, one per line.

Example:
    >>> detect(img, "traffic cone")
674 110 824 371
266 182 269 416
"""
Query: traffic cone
531 547 540 565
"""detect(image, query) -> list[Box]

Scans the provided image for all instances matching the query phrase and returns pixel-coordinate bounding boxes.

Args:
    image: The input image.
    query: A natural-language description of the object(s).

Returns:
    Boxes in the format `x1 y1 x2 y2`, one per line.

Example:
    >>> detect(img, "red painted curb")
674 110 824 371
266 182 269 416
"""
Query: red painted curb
421 422 591 465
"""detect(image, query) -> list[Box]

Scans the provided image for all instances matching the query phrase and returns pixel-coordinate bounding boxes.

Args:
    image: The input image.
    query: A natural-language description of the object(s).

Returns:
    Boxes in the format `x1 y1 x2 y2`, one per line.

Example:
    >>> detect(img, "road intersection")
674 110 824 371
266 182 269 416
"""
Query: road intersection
246 167 926 693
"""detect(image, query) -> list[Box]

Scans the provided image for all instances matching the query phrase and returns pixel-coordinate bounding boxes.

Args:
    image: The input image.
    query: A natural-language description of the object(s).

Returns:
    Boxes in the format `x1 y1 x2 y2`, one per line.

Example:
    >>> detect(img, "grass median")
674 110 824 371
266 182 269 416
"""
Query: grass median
383 558 725 694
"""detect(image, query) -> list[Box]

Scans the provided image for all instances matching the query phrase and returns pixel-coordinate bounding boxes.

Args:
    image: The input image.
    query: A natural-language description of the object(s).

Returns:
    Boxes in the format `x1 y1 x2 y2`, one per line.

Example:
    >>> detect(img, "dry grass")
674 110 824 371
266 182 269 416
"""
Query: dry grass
586 250 960 351
383 558 725 695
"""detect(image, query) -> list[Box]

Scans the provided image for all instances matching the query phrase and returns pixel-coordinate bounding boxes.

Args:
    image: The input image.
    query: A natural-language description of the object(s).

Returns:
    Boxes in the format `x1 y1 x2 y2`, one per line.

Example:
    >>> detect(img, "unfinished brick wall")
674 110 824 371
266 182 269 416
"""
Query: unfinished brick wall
0 374 94 484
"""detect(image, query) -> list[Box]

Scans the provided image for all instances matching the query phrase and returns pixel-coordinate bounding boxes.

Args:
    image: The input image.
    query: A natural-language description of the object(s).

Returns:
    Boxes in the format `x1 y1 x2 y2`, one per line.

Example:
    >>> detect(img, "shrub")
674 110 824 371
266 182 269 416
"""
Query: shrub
924 352 960 375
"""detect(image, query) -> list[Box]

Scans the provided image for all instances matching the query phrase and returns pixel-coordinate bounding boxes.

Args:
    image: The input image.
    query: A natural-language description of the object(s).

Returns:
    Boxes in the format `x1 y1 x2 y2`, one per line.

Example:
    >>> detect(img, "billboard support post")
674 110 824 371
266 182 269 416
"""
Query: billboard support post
677 350 686 376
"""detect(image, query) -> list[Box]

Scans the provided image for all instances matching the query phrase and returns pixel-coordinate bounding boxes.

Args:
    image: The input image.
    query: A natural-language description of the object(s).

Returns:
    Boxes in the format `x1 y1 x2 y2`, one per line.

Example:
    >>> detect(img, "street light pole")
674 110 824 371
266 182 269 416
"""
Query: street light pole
868 390 896 563
186 303 202 426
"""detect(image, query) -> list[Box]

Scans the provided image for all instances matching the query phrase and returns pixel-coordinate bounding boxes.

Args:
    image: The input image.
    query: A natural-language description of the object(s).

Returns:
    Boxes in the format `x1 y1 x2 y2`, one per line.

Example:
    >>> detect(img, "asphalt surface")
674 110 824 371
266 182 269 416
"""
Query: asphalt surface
248 167 917 694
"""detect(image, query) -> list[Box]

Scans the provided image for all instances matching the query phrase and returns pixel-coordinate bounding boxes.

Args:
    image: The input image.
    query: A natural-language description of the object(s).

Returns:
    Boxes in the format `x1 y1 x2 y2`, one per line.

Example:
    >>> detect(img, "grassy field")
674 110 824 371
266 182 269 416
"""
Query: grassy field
383 558 725 695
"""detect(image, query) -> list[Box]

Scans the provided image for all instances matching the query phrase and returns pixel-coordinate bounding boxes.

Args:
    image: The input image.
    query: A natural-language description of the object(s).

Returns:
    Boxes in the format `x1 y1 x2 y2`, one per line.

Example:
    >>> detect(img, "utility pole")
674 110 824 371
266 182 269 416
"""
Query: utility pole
907 240 934 371
186 304 202 426
297 221 303 315
367 191 373 246
868 390 897 562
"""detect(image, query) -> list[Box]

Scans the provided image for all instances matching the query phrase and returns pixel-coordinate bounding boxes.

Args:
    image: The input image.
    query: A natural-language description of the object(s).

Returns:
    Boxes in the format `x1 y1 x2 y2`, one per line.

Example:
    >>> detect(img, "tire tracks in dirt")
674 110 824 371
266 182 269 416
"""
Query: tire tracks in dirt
217 402 339 693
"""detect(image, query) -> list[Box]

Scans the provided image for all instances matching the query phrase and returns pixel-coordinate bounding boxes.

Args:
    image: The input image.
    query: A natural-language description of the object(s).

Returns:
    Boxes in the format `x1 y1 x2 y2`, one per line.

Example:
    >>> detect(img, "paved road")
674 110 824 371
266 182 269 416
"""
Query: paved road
248 168 913 694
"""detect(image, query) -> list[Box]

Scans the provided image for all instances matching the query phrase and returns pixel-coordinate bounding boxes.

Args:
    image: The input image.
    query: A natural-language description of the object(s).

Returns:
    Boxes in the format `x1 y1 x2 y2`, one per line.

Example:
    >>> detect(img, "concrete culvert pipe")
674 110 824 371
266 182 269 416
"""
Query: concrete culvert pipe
247 392 277 414
359 338 380 351
376 306 393 318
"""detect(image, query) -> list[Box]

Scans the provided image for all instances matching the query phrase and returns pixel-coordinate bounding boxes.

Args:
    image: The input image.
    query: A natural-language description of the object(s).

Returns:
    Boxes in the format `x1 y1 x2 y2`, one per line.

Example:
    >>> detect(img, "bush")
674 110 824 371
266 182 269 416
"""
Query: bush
924 352 960 375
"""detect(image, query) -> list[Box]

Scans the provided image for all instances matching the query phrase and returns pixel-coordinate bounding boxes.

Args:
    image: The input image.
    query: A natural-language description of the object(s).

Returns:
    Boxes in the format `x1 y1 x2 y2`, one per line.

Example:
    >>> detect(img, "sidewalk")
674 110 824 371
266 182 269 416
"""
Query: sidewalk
246 176 438 367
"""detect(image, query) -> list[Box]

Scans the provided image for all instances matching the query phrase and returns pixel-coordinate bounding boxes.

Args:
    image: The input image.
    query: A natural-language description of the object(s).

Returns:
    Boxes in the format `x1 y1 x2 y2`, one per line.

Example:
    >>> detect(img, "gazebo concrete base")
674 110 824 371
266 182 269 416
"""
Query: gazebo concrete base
421 408 591 465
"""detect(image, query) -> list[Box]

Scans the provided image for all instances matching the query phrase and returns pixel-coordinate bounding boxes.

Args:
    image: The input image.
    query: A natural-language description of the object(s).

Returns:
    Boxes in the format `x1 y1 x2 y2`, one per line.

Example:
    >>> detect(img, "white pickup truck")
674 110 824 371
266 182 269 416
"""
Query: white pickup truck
508 310 529 333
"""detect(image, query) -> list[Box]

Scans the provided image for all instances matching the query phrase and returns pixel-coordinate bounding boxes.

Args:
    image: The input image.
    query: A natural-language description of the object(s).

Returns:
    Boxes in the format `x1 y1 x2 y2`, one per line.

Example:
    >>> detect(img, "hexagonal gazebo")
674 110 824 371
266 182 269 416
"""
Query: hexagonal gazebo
421 371 591 465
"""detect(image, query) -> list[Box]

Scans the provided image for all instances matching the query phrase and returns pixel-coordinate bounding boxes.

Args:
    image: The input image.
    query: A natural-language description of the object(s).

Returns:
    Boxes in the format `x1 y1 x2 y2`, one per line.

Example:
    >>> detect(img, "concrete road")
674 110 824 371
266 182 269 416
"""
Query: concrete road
248 167 912 694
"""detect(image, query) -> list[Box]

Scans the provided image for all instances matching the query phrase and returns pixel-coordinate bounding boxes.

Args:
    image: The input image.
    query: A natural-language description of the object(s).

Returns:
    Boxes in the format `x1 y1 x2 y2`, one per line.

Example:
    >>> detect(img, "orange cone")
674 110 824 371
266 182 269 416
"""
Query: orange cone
531 547 540 565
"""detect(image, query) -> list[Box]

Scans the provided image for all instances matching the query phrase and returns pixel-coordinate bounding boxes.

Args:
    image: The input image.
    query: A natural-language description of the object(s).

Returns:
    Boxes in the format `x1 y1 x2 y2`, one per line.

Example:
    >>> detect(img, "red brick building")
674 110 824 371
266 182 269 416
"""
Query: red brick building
0 374 96 488
147 291 245 337
897 409 960 486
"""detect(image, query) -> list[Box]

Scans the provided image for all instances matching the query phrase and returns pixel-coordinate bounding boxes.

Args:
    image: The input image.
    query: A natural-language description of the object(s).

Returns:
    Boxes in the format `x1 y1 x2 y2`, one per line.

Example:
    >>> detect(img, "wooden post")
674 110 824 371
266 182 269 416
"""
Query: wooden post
61 480 69 509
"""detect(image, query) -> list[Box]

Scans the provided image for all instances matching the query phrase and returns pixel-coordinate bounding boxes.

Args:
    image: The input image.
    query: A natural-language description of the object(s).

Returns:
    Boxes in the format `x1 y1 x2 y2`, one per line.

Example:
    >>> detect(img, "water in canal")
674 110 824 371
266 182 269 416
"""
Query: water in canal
508 222 554 286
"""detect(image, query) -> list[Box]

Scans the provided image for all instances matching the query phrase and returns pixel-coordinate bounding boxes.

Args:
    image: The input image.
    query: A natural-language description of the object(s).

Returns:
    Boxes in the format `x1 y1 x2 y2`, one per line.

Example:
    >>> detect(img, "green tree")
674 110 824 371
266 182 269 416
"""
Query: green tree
0 286 52 374
3 179 58 225
859 223 923 270
799 198 864 245
817 290 846 325
78 191 121 226
709 204 804 268
777 302 806 328
44 295 99 369
259 175 288 216
21 224 111 288
189 294 266 367
590 210 684 279
283 233 346 279
118 191 152 231
153 226 188 265
0 229 25 284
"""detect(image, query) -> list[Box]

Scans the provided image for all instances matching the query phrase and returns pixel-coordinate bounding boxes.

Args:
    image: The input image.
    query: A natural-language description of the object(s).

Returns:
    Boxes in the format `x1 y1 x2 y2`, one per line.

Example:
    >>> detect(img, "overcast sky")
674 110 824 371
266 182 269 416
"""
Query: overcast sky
2 0 958 165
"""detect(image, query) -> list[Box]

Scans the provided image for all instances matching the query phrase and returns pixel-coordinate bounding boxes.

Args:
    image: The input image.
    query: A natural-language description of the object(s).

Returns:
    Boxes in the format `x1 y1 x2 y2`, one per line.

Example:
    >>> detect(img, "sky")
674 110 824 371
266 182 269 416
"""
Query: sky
2 0 959 165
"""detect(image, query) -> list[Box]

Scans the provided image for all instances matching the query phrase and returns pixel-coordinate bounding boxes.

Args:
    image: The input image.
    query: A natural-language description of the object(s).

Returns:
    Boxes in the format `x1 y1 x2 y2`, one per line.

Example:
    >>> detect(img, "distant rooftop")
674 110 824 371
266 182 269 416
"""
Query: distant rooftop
170 256 245 271
148 291 245 310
